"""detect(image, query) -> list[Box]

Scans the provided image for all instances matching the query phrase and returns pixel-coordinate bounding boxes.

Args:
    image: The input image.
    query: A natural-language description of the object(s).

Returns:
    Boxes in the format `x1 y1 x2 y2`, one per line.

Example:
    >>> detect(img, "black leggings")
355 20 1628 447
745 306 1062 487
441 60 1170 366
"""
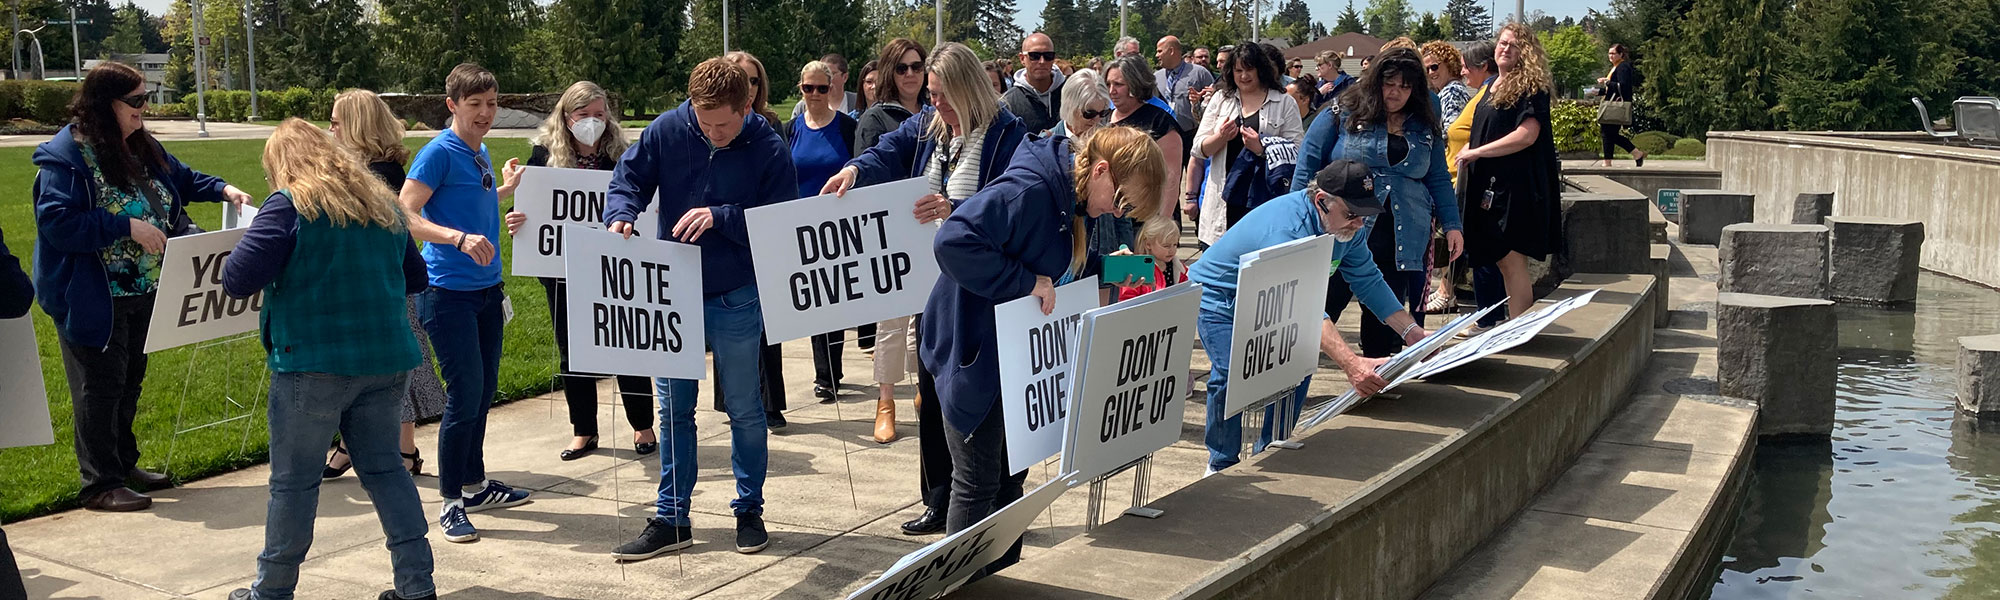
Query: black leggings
1602 123 1636 160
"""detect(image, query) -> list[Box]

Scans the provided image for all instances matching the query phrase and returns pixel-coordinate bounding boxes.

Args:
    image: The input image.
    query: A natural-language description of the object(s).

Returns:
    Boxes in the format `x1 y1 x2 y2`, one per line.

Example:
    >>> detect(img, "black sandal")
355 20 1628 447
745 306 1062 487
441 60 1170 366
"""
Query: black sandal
403 450 423 476
322 444 352 479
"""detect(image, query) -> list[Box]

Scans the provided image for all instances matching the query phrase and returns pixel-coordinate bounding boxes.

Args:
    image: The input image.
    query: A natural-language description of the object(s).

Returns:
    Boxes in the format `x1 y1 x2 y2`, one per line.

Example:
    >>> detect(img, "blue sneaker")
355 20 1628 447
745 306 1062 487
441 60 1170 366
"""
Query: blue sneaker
462 480 531 513
439 501 477 543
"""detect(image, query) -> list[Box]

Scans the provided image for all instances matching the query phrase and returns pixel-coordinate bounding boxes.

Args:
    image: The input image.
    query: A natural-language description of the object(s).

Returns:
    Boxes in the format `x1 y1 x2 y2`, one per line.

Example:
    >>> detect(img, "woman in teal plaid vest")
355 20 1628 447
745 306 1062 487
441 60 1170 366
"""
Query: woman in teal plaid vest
220 120 437 600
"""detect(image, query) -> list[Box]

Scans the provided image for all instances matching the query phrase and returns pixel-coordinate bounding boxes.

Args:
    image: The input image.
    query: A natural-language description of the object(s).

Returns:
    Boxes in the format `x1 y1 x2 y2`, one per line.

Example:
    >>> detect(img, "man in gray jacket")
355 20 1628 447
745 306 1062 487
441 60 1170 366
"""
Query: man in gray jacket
1002 32 1065 137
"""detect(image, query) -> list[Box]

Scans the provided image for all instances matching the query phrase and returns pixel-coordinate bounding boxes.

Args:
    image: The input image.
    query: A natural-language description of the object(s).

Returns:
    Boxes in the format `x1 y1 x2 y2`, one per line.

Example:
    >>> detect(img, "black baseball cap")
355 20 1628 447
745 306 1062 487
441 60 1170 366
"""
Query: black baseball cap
1313 160 1383 217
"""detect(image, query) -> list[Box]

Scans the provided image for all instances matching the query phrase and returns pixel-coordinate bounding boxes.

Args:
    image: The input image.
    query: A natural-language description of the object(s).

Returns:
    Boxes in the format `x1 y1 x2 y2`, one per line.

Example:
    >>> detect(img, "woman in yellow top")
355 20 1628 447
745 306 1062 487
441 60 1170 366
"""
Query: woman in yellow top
1434 41 1497 318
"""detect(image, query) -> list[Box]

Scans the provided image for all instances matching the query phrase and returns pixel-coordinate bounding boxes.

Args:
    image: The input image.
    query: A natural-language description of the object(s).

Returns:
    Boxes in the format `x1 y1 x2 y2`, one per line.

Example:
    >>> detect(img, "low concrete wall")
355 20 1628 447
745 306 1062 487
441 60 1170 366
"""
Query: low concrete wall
1708 131 2000 288
1561 164 1722 207
1563 176 1653 275
955 274 1657 600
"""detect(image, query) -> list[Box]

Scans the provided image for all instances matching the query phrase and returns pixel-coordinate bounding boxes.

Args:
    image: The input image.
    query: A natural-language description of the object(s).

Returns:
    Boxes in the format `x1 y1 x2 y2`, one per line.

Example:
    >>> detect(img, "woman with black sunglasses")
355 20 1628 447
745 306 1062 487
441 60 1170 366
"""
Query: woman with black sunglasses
31 61 254 512
790 60 875 435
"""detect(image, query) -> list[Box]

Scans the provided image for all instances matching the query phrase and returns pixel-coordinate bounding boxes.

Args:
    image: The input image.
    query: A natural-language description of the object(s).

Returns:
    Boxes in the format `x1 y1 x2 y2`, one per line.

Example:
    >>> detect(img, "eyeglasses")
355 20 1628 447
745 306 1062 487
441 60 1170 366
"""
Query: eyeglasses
799 84 831 95
895 61 925 75
1425 64 1441 73
749 76 762 89
116 93 148 109
1080 107 1112 120
475 154 494 191
1024 51 1057 62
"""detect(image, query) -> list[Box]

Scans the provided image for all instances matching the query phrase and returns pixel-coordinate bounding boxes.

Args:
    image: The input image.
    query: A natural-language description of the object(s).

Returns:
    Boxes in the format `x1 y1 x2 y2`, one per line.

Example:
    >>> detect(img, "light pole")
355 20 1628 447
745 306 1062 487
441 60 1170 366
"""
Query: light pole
1251 0 1259 41
243 0 258 121
1119 0 1126 43
934 0 942 50
65 4 77 77
720 0 728 52
192 0 207 137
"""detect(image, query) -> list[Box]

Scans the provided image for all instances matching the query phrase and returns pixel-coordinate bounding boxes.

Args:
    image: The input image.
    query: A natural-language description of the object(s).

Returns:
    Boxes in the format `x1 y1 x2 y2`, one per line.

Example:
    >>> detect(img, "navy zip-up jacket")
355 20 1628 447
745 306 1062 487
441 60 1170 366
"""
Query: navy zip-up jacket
31 125 228 348
922 136 1082 435
603 101 798 299
843 106 1028 204
0 227 32 319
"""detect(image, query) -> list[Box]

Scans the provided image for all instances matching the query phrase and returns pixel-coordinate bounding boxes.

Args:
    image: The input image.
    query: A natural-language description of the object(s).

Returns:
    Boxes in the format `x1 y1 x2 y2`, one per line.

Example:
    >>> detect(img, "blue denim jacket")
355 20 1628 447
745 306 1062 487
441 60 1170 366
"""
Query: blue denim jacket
1293 111 1461 272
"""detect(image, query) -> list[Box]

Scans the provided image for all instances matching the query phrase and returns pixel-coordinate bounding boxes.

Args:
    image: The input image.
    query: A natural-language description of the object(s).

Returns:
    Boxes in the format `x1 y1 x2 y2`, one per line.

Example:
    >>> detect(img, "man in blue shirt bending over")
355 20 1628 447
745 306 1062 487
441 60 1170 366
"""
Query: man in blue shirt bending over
1188 160 1430 474
603 57 799 562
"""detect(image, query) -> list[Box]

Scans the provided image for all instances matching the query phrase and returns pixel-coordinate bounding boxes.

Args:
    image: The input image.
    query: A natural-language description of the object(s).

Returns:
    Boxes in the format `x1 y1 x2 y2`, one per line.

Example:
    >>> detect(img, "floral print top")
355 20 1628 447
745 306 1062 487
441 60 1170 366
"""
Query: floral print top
78 142 172 297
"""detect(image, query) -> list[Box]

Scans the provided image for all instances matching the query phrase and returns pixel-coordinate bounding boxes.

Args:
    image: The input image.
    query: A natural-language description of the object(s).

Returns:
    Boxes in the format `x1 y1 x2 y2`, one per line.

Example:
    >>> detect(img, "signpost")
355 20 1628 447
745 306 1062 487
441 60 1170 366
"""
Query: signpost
744 178 942 342
995 277 1097 474
562 226 708 380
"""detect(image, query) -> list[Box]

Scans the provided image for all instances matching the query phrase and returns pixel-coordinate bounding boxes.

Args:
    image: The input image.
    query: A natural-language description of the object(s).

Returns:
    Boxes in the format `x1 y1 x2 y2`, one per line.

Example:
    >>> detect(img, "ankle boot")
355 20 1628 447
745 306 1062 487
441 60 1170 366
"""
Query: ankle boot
873 398 899 444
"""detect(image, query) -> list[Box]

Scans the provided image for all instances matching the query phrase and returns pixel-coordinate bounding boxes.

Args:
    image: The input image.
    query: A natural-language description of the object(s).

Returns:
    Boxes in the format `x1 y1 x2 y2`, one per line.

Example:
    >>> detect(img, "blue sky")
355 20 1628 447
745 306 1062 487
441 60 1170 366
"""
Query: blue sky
1008 0 1603 35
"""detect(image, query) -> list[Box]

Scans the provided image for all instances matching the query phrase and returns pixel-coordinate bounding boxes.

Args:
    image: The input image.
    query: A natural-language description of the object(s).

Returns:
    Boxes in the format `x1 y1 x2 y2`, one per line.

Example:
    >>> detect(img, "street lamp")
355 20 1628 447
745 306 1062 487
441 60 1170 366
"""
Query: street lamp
244 0 258 121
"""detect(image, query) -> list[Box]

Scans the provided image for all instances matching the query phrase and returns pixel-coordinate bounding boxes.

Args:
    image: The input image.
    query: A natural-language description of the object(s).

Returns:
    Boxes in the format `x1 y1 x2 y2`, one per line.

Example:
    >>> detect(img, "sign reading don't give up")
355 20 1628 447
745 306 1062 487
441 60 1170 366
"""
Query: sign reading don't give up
511 166 657 278
745 178 941 342
144 228 263 353
563 226 706 380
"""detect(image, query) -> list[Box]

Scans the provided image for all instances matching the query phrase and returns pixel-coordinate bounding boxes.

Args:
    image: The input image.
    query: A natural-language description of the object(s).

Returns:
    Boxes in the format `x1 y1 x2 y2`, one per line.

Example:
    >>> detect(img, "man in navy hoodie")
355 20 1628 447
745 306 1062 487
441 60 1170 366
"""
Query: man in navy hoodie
603 57 798 561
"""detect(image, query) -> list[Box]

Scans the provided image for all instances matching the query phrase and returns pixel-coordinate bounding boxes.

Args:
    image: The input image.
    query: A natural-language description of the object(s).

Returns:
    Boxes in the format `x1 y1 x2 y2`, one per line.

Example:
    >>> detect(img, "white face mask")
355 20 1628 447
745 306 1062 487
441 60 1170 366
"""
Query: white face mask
569 117 606 147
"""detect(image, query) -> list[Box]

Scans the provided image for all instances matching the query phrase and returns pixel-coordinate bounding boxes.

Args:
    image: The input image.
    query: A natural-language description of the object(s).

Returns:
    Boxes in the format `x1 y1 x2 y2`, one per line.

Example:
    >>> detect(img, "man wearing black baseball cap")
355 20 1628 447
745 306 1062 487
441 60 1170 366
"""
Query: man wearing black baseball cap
1187 160 1427 474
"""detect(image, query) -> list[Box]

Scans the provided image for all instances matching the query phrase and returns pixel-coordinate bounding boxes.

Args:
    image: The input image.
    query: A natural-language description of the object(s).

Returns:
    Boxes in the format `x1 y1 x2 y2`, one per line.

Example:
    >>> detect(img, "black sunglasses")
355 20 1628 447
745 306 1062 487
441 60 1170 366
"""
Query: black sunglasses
1024 51 1057 62
1425 64 1441 73
1080 107 1112 120
475 154 494 191
749 76 762 89
895 60 925 75
799 84 831 94
116 93 148 109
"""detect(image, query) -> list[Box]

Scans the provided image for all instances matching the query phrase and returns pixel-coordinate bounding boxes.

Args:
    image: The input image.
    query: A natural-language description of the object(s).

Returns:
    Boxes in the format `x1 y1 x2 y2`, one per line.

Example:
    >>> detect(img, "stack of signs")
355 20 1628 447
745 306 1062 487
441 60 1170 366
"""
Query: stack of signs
0 316 53 449
562 226 708 379
1223 235 1336 417
1062 281 1201 485
846 479 1069 600
995 277 1098 474
144 229 263 352
1300 290 1599 430
510 166 659 278
744 179 942 342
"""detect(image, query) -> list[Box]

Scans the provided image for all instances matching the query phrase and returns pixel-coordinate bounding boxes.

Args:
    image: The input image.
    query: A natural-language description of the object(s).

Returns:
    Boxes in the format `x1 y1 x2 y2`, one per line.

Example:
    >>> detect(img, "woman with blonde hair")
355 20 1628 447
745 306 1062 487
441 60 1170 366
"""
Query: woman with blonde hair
497 80 655 461
321 89 447 480
1456 23 1562 321
821 41 1028 536
221 118 435 600
926 124 1166 573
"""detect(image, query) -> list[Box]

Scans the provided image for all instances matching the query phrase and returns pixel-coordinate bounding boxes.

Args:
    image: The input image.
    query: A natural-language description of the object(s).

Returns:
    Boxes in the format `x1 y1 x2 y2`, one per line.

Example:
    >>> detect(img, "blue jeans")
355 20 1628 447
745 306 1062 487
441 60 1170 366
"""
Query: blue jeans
255 372 433 600
1198 305 1312 472
1472 265 1505 327
653 284 768 525
420 284 506 498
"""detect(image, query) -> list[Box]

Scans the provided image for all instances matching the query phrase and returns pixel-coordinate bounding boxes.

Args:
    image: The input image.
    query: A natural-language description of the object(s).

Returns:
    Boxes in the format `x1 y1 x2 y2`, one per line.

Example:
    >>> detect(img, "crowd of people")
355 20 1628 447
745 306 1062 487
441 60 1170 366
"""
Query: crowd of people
3 22 1566 599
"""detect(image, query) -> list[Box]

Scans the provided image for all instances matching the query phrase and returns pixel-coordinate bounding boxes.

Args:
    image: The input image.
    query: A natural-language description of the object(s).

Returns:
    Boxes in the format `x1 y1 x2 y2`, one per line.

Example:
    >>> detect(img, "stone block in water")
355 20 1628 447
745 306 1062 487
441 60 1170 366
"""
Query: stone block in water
1719 224 1830 299
1824 216 1925 304
1961 335 2000 419
1565 194 1651 274
1792 192 1834 225
1676 190 1754 246
1718 292 1836 437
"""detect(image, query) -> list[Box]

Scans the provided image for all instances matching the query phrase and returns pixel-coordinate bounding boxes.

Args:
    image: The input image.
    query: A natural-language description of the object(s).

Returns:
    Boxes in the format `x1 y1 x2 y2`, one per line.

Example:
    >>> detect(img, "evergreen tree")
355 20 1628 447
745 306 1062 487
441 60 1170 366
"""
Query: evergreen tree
1270 0 1312 34
973 0 1024 56
1039 0 1087 51
1411 11 1446 42
376 0 538 92
1938 0 1999 98
104 2 150 56
1642 0 1788 135
255 0 380 90
163 0 193 95
1443 0 1491 40
543 0 685 112
1335 0 1365 33
1361 0 1410 37
1778 0 1949 130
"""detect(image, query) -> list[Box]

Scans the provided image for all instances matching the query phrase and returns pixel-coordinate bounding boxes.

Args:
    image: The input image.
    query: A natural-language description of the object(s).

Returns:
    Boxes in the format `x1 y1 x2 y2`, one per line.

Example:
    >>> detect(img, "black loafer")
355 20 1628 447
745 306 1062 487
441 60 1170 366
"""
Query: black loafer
767 411 788 431
900 506 946 535
634 440 658 456
814 385 837 404
559 436 599 461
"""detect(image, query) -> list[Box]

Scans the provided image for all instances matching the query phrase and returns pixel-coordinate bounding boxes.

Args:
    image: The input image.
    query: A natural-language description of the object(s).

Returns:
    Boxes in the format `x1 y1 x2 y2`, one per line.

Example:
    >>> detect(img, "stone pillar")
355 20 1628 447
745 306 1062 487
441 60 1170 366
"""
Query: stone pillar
1792 192 1834 225
1961 335 2000 419
1718 292 1836 437
1718 224 1830 299
1650 244 1671 328
1676 190 1754 246
1564 194 1651 274
1825 217 1926 304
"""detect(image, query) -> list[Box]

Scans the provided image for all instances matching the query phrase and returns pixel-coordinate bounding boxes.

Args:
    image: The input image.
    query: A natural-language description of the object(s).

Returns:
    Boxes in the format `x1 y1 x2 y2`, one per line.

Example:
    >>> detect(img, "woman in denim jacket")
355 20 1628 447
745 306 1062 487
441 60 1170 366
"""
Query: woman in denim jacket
1291 47 1463 358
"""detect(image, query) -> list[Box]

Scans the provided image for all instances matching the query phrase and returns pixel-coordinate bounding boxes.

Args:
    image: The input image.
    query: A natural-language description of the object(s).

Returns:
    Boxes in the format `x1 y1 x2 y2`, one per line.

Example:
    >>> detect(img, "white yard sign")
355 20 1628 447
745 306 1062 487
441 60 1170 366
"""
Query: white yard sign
144 228 262 353
1223 235 1336 417
847 478 1069 600
510 166 657 278
562 226 707 380
744 178 942 342
995 277 1098 474
1062 281 1201 484
0 317 54 449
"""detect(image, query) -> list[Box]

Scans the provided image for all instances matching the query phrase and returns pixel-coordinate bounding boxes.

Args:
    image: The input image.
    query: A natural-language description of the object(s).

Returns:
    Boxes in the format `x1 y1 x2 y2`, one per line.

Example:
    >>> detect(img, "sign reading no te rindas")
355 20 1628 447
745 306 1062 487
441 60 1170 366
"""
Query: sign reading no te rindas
1224 234 1336 417
562 225 707 380
1063 281 1201 485
511 166 658 278
745 178 942 343
144 228 263 353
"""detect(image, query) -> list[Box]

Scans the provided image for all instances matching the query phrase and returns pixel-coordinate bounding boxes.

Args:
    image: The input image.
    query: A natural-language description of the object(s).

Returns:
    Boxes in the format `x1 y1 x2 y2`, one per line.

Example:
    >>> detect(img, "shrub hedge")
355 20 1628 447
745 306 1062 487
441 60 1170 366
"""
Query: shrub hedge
0 80 81 123
188 87 337 122
1632 130 1678 155
1669 138 1707 157
1551 100 1602 155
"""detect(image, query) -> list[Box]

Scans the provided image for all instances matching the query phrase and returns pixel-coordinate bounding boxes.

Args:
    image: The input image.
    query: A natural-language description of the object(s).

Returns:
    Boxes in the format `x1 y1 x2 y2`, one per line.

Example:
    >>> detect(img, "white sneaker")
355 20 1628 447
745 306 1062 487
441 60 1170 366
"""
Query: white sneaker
1455 324 1492 339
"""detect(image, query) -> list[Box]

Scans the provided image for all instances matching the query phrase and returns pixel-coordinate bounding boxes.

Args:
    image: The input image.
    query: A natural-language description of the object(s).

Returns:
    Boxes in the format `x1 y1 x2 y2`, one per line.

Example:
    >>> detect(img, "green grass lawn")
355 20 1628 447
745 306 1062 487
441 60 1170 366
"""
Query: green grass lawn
0 136 563 522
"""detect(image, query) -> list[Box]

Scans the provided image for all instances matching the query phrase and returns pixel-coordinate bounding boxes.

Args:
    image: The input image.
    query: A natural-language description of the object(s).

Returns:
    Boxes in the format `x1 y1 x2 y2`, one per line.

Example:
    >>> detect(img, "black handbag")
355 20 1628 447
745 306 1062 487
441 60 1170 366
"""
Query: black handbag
133 178 203 237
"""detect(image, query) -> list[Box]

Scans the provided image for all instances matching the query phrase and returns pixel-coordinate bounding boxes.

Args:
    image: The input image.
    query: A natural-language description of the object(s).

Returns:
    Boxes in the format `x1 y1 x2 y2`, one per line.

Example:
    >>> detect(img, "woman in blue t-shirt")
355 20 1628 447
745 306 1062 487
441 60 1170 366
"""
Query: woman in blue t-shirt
788 60 877 435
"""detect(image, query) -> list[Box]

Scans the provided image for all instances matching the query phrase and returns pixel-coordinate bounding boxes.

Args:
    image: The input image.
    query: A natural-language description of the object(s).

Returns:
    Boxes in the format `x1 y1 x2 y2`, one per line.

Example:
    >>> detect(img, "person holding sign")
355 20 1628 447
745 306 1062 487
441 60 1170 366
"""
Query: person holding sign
1289 48 1464 359
1189 160 1430 473
602 58 799 560
217 119 437 600
495 81 659 461
924 125 1166 575
31 62 254 513
321 88 445 479
399 64 534 543
821 42 1029 537
789 61 872 413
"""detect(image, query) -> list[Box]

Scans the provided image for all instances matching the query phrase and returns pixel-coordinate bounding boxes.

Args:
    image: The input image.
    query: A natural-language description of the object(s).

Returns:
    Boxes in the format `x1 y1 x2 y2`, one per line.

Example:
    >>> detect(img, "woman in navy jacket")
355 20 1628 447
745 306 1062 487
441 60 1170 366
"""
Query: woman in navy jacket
926 125 1165 575
32 62 252 512
820 42 1026 537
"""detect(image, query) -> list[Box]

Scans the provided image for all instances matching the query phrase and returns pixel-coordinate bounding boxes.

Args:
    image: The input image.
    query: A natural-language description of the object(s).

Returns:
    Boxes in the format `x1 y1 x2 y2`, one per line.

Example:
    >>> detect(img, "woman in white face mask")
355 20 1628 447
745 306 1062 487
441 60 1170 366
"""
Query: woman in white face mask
500 80 657 461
